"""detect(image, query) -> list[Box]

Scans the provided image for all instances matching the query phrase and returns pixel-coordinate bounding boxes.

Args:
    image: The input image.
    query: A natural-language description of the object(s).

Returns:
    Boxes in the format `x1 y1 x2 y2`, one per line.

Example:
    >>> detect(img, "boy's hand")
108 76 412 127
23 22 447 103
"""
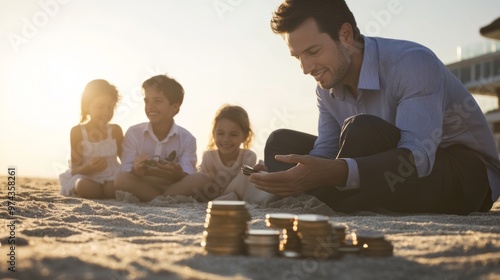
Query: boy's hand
148 162 185 182
132 155 149 177
85 157 107 174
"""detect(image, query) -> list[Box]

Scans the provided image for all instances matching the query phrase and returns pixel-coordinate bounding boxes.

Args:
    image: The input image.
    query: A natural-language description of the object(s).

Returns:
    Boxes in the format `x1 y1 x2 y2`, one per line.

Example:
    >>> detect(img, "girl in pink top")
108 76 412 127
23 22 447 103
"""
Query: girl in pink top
200 105 276 204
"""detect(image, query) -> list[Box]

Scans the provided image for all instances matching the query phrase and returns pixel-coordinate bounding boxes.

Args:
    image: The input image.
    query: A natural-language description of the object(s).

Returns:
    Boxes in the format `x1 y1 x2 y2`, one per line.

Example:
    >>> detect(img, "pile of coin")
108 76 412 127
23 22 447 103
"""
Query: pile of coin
338 231 361 254
293 214 341 259
356 230 393 257
265 213 301 254
201 201 251 255
244 229 280 257
201 207 394 259
331 223 347 242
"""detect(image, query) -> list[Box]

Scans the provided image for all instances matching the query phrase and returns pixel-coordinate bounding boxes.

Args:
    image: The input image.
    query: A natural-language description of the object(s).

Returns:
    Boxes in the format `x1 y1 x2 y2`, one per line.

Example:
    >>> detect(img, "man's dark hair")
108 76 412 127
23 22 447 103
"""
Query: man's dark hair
270 0 361 42
142 74 184 105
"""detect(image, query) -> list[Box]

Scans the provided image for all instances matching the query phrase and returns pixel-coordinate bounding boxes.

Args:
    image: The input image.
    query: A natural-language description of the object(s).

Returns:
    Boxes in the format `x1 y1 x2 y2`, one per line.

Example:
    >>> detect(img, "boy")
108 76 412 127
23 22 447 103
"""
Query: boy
115 74 210 201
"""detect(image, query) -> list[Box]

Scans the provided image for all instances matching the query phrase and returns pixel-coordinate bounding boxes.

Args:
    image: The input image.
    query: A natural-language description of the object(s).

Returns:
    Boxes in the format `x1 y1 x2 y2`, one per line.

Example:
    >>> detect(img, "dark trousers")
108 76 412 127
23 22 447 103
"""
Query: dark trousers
264 114 493 214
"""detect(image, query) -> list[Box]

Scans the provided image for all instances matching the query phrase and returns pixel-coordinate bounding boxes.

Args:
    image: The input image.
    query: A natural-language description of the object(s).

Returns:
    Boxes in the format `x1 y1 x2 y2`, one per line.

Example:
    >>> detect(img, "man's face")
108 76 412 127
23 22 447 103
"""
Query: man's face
284 18 351 89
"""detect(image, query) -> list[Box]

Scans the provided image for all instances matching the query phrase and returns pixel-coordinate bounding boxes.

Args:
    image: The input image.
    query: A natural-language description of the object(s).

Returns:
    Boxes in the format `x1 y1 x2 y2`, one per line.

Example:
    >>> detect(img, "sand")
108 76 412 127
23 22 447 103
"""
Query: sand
0 176 499 280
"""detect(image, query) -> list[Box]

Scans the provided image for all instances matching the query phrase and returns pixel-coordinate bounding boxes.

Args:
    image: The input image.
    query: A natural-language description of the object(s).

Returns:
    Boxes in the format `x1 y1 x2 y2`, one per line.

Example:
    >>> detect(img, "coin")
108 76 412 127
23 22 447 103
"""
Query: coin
265 213 296 228
203 200 251 255
245 229 280 257
245 229 280 245
296 214 329 222
350 230 394 257
208 200 247 210
330 223 347 243
294 215 330 231
264 213 302 253
281 250 301 258
207 208 252 217
293 214 340 259
359 238 394 257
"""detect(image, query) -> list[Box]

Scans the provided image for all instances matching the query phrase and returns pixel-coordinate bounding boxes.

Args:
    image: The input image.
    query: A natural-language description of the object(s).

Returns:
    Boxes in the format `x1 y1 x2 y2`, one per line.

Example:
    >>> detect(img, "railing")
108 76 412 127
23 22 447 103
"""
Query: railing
456 40 500 61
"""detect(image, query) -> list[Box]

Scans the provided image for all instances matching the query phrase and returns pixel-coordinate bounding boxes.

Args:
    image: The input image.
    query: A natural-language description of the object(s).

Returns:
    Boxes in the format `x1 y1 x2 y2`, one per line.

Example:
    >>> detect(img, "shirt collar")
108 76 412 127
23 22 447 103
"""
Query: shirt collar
328 36 380 100
358 36 380 91
143 121 179 142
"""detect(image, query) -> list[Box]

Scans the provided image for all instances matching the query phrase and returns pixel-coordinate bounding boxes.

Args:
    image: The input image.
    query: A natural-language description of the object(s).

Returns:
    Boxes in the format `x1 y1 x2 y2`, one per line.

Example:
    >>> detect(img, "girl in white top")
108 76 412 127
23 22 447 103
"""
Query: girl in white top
200 105 277 204
59 79 123 198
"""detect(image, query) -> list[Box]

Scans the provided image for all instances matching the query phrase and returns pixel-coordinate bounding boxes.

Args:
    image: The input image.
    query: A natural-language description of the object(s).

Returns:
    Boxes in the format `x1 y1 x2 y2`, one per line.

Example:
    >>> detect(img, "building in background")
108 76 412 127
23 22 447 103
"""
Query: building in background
480 17 500 41
446 17 500 152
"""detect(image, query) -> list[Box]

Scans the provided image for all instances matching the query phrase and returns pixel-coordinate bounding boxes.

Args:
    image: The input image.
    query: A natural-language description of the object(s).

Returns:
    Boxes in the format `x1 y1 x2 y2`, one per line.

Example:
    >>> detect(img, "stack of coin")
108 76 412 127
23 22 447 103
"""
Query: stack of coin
330 223 347 243
244 229 280 257
202 201 251 255
293 214 340 259
265 213 301 253
356 230 393 257
337 231 361 254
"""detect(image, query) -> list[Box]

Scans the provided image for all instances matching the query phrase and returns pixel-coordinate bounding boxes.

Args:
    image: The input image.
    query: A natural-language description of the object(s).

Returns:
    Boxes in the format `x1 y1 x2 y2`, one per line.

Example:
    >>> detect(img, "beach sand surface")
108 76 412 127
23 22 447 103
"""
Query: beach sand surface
0 176 499 280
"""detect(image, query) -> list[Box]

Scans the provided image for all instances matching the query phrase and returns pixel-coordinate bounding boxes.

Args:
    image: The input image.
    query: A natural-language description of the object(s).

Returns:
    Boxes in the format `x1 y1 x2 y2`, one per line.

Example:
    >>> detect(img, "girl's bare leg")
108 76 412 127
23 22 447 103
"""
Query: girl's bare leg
102 181 119 199
74 178 104 199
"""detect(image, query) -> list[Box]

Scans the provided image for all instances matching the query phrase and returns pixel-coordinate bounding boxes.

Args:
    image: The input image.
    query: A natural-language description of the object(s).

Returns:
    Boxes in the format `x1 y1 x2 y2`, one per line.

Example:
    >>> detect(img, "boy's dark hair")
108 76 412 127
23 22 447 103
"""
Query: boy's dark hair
270 0 361 42
142 74 184 105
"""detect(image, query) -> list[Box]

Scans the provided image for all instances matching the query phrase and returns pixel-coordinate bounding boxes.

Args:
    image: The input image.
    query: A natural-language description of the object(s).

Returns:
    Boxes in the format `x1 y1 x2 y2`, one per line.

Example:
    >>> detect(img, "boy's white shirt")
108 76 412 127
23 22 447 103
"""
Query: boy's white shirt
120 121 197 174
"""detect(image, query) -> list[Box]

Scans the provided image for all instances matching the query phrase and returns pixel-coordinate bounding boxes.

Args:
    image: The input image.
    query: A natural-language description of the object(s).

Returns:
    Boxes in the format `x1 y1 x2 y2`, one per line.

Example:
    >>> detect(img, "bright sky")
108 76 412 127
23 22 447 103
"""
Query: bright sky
1 0 500 179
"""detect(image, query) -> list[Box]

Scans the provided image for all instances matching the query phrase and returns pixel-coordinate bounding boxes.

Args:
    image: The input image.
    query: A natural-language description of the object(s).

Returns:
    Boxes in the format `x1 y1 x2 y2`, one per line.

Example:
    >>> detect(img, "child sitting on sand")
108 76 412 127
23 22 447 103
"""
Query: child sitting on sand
59 79 123 198
199 104 277 204
114 74 209 202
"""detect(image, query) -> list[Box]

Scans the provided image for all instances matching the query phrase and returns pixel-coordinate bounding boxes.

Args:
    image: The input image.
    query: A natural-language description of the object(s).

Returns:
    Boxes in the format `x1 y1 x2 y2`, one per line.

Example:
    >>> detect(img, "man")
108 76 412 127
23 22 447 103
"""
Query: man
249 0 499 214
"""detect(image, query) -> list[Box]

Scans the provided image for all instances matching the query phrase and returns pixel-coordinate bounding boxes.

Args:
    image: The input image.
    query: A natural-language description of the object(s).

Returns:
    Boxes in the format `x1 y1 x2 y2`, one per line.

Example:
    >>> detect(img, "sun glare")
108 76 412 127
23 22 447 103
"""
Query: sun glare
7 50 90 131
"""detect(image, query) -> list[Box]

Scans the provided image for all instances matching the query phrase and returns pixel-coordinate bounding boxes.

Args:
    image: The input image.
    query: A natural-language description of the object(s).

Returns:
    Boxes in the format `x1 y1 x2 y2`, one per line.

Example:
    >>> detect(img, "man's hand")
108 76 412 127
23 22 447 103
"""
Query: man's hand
248 154 348 196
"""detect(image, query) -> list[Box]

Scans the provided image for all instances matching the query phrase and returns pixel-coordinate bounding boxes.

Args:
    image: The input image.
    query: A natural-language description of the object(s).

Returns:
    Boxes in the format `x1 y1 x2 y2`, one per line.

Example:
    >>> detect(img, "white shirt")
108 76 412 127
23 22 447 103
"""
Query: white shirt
121 122 197 174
